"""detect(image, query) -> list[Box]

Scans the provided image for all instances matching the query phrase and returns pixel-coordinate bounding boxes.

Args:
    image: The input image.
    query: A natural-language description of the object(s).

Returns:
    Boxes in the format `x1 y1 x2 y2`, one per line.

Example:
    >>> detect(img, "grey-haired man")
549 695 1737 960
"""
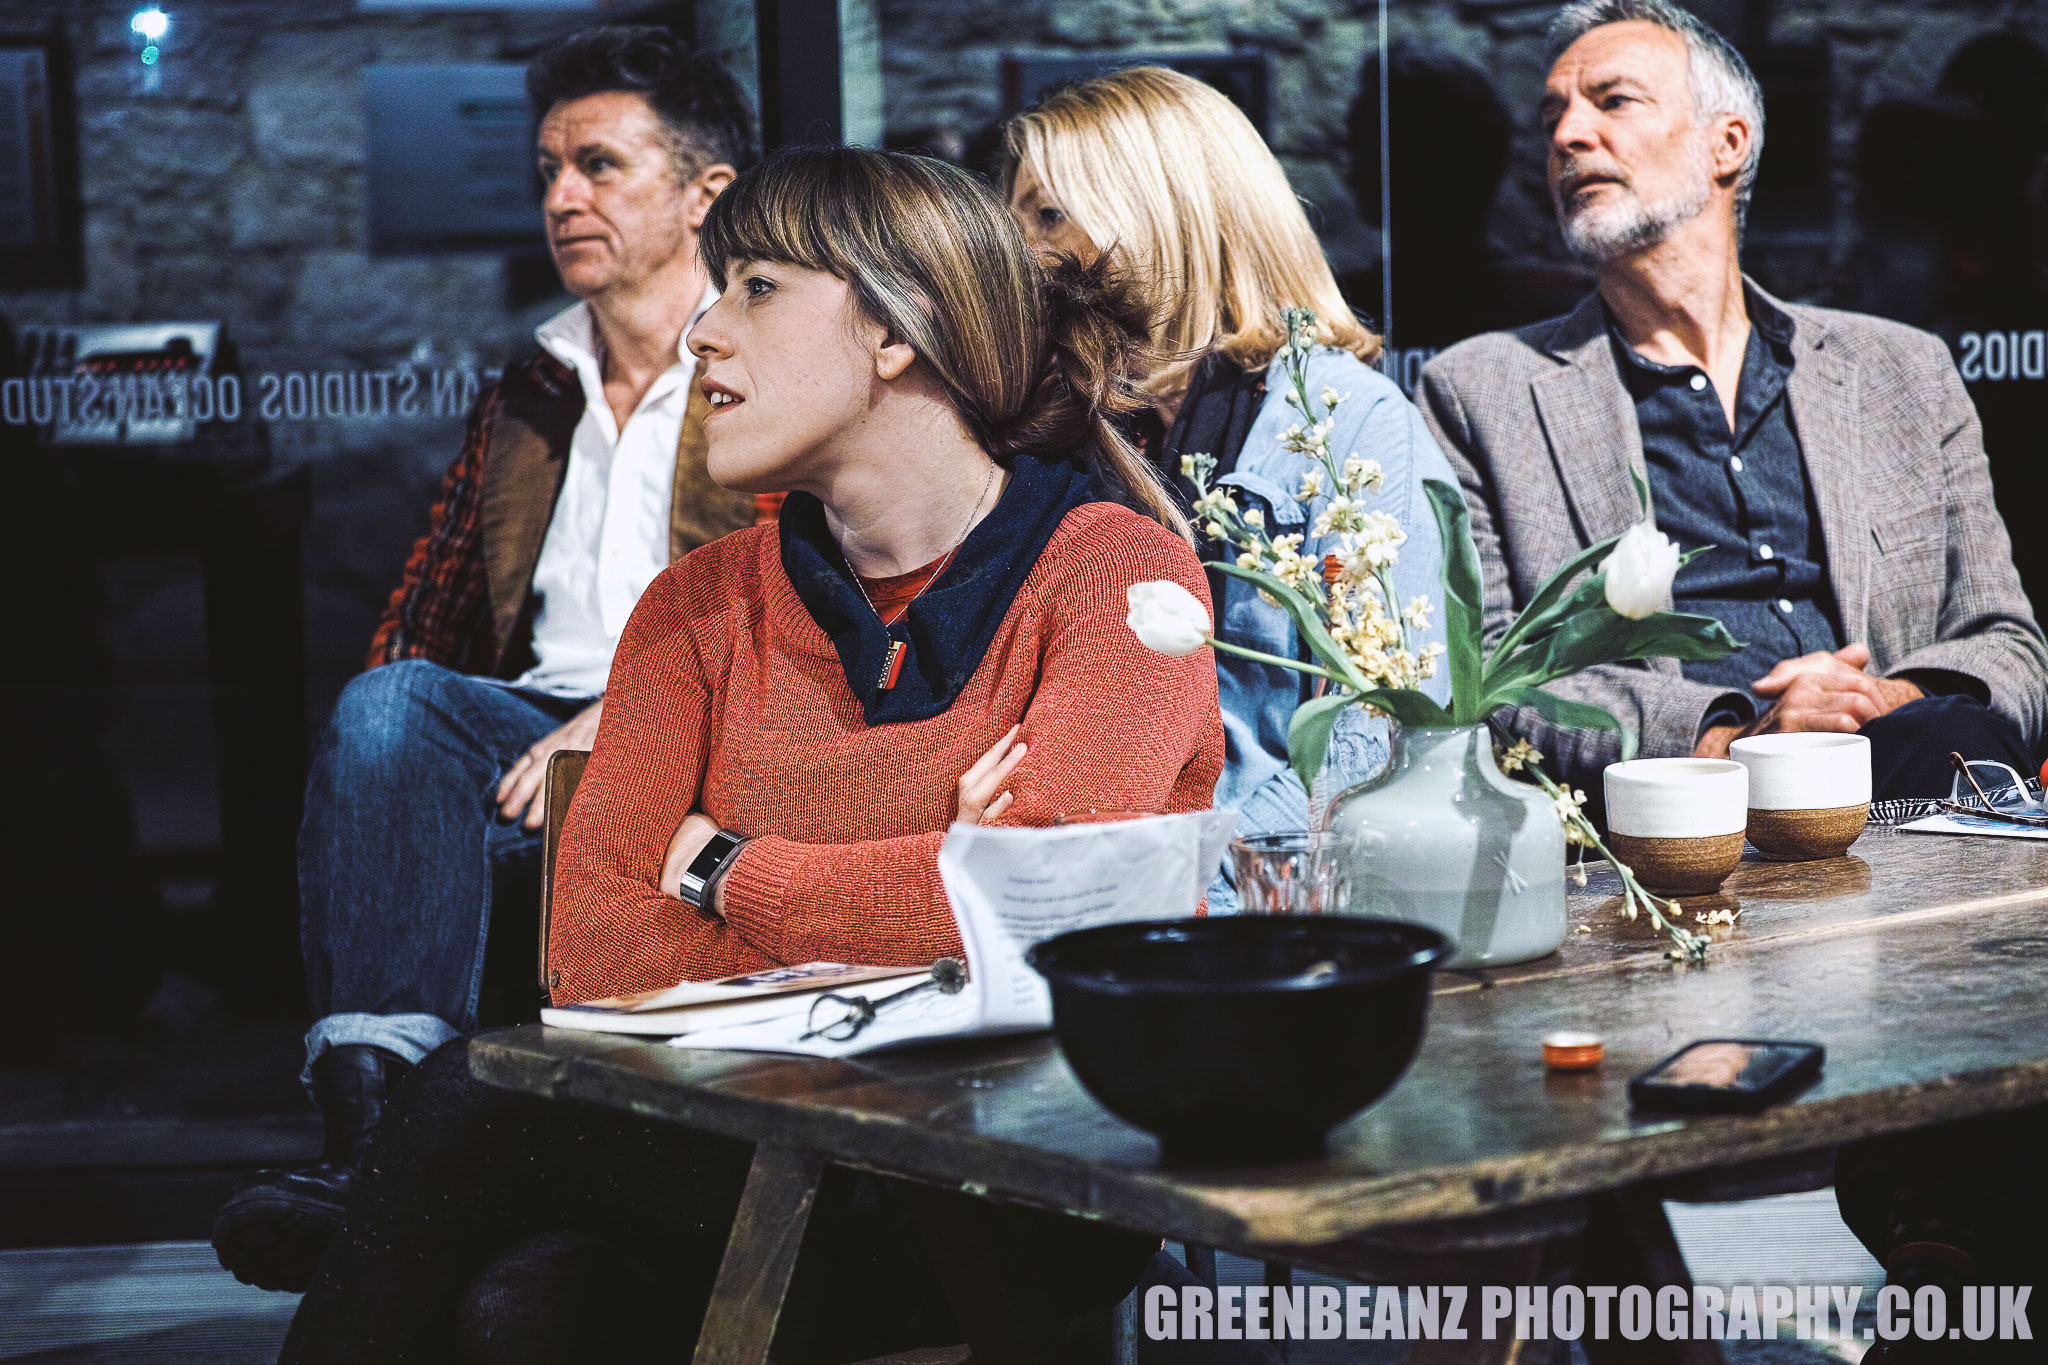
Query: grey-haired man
1420 0 2046 808
1417 2 2047 1348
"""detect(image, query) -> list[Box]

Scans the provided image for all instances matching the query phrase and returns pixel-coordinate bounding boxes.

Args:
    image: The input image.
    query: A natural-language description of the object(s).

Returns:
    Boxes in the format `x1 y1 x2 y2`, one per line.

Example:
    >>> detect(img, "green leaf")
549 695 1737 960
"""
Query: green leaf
1286 689 1455 794
1424 479 1485 724
1484 541 1622 674
1354 687 1456 729
1488 609 1742 698
1286 692 1355 793
1552 610 1742 674
1630 464 1652 516
1493 686 1638 762
1208 560 1371 693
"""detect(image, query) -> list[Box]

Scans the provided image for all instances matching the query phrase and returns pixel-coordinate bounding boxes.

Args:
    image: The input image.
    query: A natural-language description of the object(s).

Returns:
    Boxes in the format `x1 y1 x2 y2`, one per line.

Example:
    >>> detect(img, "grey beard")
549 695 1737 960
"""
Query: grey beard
1557 171 1712 265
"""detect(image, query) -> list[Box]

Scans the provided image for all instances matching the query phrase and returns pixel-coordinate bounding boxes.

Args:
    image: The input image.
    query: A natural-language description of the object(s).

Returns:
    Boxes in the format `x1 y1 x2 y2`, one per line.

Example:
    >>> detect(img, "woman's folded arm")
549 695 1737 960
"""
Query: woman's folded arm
716 511 1225 963
547 571 746 1001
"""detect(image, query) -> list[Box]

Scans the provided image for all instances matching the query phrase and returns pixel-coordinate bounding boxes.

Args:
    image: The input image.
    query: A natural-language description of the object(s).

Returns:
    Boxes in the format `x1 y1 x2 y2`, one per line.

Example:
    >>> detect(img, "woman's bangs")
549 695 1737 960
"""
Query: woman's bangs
697 155 857 289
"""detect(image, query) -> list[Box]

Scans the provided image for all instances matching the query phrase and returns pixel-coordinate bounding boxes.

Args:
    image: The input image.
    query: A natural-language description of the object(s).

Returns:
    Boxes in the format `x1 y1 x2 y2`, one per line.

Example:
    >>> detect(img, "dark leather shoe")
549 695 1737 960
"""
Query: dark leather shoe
211 1044 413 1292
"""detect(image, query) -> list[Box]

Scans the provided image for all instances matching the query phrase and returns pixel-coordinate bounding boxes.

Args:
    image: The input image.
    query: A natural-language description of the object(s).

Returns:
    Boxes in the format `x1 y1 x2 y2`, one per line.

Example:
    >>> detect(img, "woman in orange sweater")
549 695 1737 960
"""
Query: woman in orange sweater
279 148 1222 1362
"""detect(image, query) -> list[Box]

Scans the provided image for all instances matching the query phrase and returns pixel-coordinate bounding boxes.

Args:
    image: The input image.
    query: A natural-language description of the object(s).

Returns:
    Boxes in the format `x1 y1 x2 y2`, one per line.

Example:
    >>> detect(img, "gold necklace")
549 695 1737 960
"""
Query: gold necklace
854 459 998 691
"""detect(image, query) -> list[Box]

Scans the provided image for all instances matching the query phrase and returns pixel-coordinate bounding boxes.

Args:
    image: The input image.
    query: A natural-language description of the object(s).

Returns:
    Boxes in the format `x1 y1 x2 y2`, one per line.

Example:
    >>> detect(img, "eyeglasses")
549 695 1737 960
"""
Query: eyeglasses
1943 752 2048 828
799 956 969 1042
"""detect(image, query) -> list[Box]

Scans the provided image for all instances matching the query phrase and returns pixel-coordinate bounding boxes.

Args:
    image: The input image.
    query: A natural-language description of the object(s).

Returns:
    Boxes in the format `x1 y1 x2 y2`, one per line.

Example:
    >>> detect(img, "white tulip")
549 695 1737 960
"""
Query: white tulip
1601 522 1680 620
1126 581 1212 657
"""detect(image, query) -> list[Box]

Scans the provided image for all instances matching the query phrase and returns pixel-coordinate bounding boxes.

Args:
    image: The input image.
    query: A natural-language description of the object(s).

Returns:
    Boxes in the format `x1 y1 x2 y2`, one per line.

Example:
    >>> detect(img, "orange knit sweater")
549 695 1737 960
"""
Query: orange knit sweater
548 501 1225 1003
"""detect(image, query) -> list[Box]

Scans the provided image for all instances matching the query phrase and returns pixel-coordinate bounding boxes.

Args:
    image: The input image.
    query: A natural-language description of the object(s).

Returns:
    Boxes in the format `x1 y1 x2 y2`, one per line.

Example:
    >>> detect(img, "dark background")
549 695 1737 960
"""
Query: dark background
2 0 2042 1253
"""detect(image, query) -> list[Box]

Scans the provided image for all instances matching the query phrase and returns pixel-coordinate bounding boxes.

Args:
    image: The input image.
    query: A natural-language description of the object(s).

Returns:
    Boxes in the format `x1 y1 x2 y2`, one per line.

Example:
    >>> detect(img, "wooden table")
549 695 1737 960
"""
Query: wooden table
471 827 2048 1363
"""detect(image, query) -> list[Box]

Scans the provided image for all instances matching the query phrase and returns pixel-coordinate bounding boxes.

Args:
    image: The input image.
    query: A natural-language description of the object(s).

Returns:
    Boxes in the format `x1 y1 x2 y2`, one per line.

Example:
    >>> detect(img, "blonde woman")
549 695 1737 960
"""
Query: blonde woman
1004 66 1457 903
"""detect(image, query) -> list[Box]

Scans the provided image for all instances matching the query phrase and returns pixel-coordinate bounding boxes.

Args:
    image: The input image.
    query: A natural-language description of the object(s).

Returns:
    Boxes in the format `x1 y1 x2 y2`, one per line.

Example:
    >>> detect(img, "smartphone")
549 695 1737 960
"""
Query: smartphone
1627 1039 1824 1113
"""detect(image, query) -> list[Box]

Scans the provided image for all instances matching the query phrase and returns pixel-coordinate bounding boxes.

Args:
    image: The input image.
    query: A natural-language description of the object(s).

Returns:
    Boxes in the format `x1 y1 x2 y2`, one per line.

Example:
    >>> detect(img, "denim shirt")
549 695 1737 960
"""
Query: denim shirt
1207 348 1457 908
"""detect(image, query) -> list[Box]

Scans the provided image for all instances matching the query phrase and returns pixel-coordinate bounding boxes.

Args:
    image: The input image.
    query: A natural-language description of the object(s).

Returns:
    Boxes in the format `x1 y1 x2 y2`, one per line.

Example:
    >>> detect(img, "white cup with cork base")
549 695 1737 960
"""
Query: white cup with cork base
1729 732 1872 861
1602 758 1750 895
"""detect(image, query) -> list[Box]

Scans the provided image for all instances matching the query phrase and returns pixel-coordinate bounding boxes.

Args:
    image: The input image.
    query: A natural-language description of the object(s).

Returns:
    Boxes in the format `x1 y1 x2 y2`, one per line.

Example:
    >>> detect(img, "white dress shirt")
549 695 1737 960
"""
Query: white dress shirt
512 289 714 698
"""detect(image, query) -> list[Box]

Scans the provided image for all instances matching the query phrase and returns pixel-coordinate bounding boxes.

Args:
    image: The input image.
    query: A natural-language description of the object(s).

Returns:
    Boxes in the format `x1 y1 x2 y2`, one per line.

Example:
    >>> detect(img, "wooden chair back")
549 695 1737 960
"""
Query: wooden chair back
538 748 591 990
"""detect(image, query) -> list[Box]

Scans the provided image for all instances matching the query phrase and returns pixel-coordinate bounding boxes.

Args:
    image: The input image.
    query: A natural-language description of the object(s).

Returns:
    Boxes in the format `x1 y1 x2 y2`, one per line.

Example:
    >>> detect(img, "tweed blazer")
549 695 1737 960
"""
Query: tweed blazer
1418 283 2048 790
368 348 759 679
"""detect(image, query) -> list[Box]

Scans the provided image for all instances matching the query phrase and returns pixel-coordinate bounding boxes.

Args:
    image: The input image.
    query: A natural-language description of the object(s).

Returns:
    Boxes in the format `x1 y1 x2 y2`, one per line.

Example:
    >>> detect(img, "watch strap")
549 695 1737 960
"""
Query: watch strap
678 828 746 916
698 834 750 922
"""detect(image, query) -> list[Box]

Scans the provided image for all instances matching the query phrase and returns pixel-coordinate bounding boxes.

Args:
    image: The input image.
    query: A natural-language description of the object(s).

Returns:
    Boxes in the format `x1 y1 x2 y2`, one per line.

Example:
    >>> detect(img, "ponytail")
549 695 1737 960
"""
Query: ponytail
981 254 1194 546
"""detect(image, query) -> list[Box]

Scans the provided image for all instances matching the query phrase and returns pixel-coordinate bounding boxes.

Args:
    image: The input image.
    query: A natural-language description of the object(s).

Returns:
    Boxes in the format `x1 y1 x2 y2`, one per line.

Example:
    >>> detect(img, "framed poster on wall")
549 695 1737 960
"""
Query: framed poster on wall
0 36 83 288
364 64 545 252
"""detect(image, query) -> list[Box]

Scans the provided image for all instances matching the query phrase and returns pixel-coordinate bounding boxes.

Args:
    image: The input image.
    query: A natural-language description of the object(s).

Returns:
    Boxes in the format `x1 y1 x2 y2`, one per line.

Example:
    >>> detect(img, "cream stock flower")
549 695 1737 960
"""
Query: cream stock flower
1340 455 1385 495
1266 535 1319 594
1352 511 1406 569
1496 738 1543 773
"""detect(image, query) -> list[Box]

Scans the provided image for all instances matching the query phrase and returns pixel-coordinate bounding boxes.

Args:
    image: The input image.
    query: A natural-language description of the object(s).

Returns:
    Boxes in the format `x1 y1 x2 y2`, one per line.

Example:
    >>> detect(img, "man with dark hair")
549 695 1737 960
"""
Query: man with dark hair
526 25 757 180
211 26 763 1292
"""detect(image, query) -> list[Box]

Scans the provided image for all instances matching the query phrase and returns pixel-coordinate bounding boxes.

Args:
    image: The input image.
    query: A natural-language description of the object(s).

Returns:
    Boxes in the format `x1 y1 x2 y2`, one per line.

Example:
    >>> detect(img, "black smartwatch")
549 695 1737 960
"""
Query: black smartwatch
677 828 747 919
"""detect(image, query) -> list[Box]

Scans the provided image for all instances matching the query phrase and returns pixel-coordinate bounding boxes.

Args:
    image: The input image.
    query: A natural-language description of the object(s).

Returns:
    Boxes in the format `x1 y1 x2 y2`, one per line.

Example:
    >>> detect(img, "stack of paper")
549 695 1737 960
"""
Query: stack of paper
540 962 927 1036
671 809 1238 1058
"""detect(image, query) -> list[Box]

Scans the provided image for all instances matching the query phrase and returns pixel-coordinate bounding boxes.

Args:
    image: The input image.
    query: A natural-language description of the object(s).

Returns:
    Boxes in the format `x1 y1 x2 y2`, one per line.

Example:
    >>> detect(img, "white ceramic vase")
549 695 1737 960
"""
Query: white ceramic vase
1320 725 1567 969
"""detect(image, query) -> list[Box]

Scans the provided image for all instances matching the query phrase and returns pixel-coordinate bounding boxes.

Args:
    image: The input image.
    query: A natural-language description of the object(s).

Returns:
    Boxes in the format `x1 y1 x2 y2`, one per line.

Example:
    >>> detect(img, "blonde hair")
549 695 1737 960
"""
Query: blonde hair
1003 66 1380 401
699 146 1190 543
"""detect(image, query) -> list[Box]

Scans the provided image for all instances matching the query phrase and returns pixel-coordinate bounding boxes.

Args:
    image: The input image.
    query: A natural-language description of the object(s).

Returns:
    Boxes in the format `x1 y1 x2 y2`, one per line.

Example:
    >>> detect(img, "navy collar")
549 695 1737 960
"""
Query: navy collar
778 454 1104 724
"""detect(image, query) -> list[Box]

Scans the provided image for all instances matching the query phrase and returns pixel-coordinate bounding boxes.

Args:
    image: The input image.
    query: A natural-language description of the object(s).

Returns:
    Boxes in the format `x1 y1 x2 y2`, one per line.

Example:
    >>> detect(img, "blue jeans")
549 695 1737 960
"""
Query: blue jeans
299 659 588 1087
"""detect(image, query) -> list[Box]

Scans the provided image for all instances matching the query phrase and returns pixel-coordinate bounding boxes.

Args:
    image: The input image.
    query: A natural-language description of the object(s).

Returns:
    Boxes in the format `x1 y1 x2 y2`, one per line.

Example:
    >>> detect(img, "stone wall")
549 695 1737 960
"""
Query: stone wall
0 0 702 732
879 0 2048 312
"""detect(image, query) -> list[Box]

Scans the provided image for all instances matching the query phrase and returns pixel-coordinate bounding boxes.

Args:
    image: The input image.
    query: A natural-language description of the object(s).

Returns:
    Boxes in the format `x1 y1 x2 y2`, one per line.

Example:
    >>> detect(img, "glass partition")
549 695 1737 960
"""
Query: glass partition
1 0 2040 1278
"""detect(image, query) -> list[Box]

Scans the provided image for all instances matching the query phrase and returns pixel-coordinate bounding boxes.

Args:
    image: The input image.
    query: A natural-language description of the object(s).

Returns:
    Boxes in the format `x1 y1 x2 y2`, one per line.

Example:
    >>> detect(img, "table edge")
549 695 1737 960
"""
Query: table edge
468 1029 2048 1253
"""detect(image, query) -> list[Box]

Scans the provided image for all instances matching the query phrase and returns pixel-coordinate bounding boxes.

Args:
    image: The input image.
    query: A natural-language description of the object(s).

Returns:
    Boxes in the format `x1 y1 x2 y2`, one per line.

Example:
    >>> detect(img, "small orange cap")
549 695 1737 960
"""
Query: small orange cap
1543 1031 1605 1072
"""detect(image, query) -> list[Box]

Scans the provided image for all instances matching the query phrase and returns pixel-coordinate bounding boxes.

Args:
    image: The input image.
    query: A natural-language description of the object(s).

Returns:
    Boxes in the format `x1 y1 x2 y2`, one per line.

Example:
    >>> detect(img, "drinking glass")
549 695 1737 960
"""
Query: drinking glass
1230 832 1351 915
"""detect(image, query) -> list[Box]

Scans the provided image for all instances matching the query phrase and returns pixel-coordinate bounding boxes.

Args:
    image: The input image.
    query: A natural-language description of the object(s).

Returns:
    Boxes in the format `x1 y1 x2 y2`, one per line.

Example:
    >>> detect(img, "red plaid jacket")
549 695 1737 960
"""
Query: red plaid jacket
367 351 568 676
367 347 767 678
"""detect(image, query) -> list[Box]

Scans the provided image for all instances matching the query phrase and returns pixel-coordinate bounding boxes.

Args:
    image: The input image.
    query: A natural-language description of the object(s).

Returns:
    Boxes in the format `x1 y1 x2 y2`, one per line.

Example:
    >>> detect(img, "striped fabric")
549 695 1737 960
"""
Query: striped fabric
366 352 574 675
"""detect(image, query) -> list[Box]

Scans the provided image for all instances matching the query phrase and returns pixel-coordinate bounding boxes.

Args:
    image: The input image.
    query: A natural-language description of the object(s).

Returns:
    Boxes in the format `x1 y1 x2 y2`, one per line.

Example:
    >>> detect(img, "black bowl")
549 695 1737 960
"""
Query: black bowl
1027 917 1451 1166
